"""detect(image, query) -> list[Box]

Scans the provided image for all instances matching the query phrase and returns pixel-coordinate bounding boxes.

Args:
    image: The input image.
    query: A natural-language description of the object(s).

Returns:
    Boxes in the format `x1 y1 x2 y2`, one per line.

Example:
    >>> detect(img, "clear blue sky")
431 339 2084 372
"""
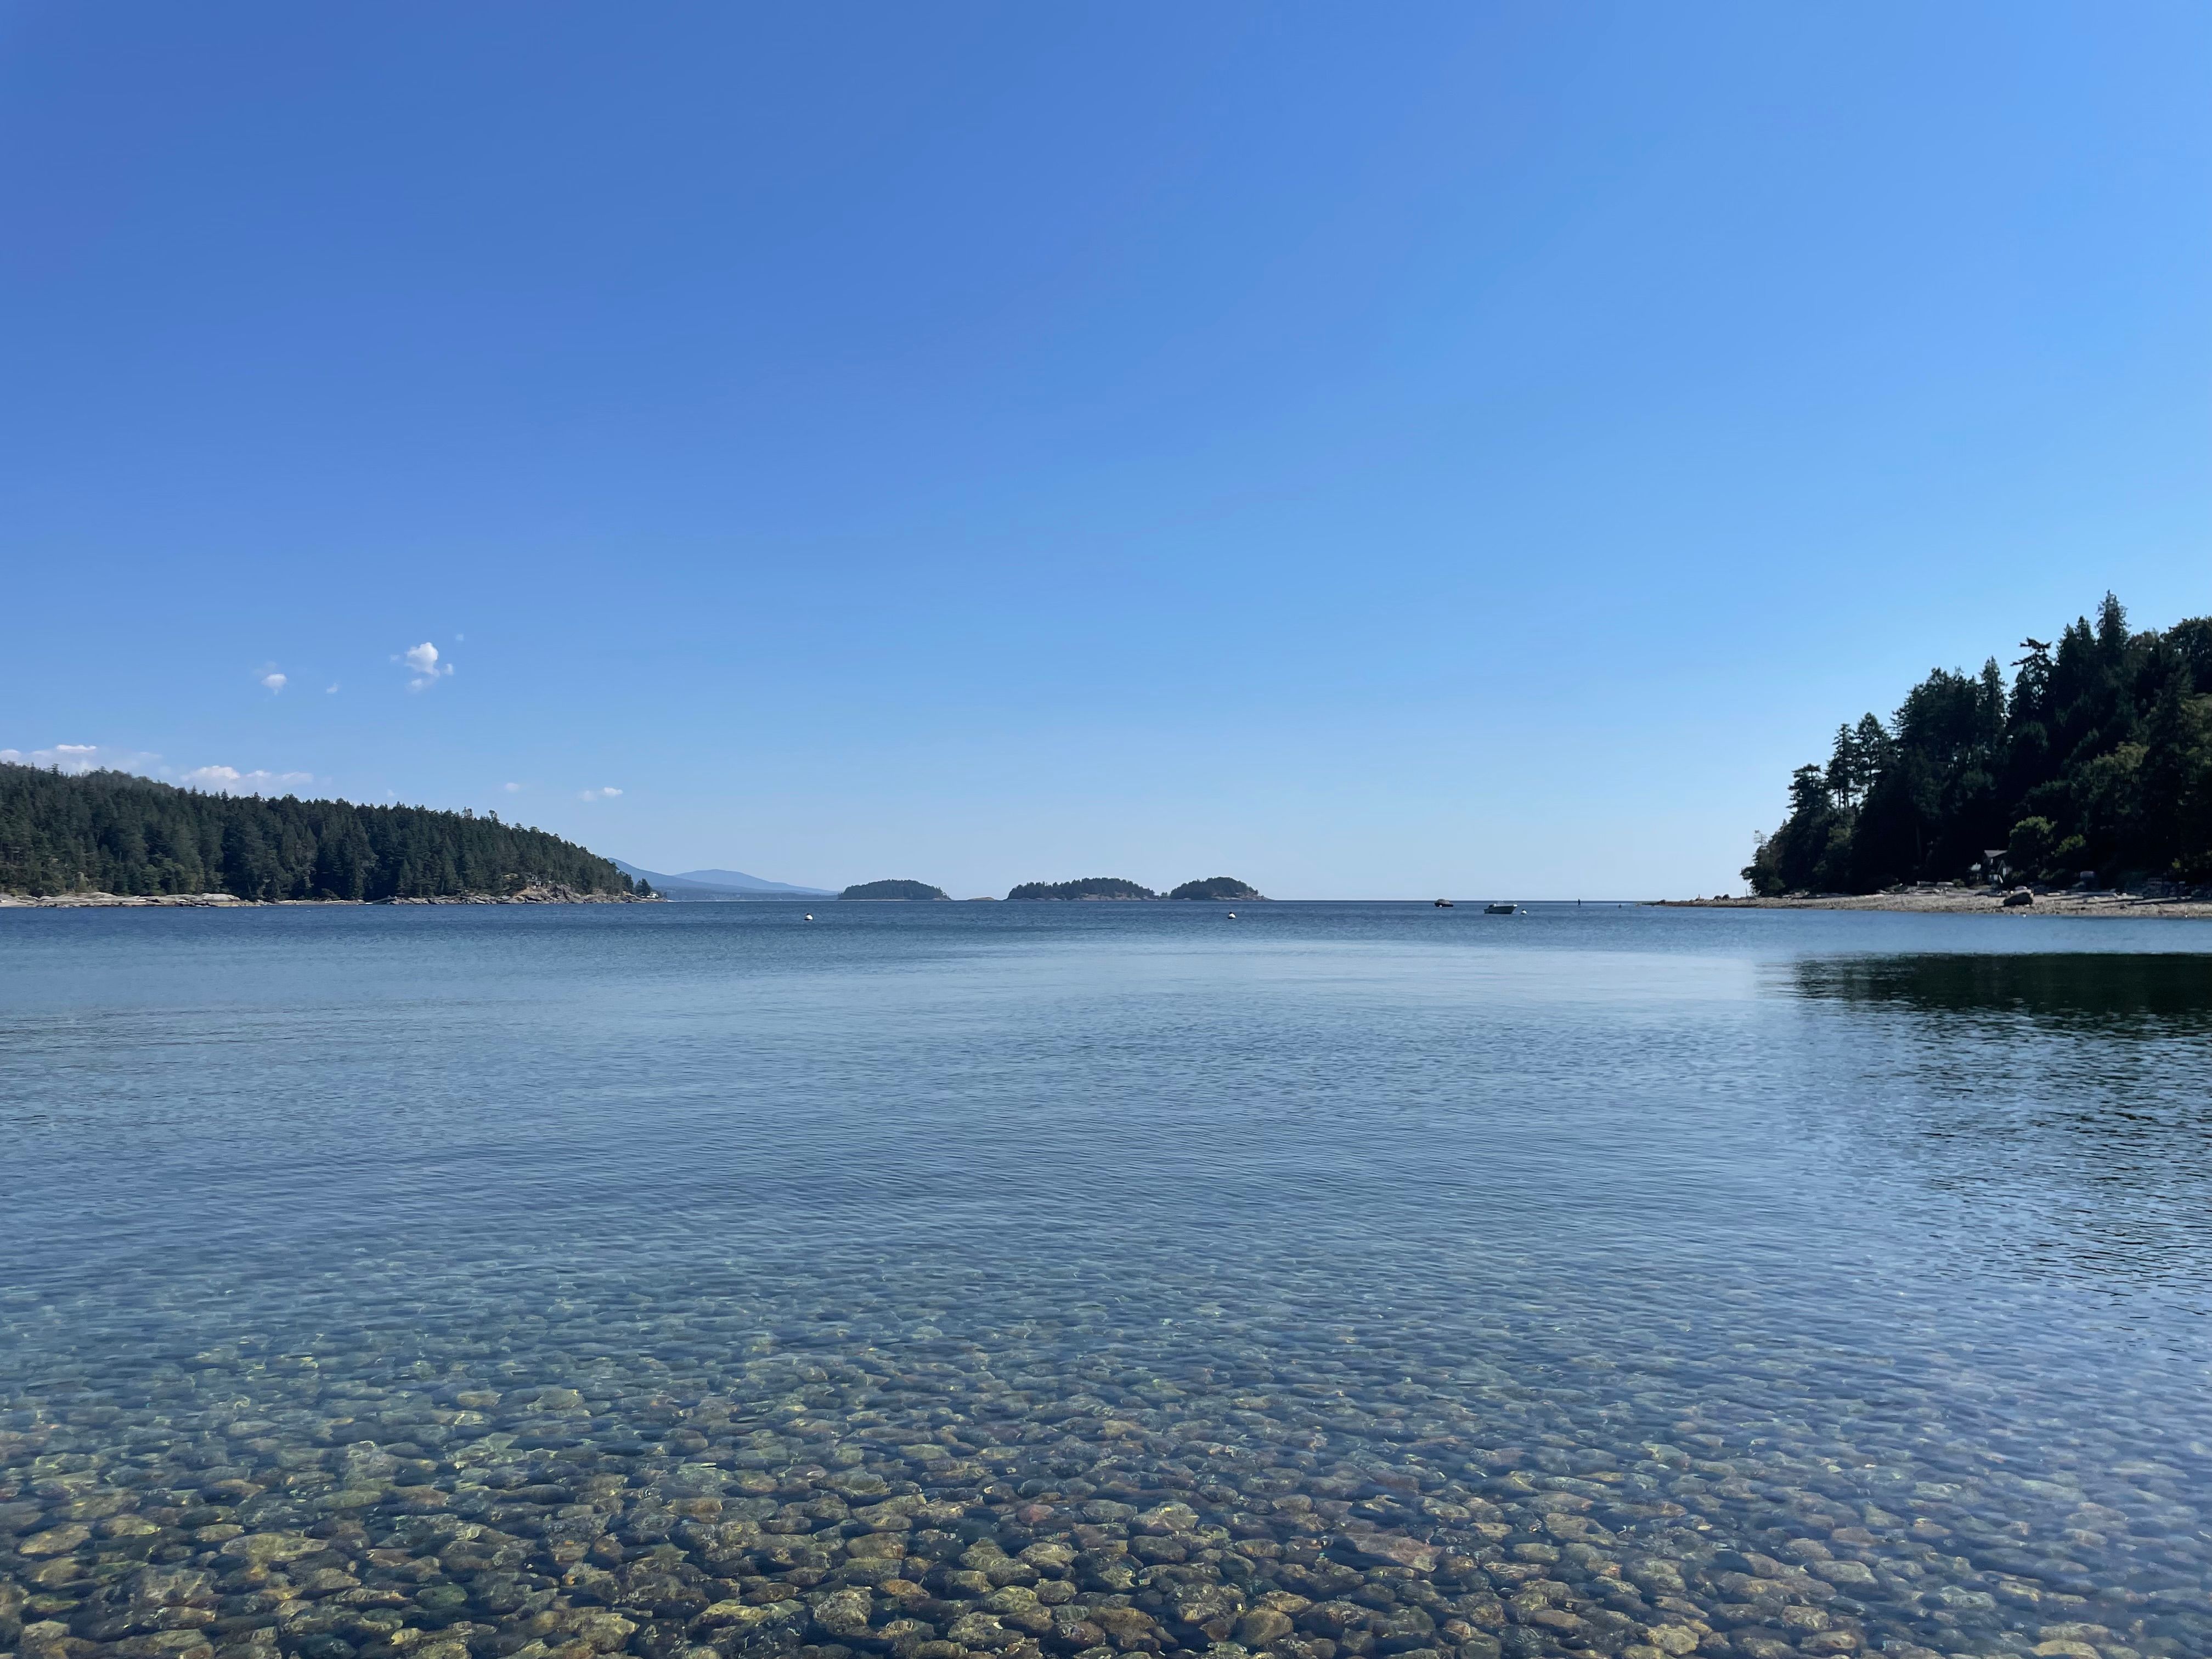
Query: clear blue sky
4 3 2207 897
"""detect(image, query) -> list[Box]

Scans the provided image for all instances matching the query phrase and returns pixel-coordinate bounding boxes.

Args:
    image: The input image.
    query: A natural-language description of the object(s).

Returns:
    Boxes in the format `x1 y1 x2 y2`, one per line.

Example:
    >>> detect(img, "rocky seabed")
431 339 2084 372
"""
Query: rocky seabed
3 1280 2207 1659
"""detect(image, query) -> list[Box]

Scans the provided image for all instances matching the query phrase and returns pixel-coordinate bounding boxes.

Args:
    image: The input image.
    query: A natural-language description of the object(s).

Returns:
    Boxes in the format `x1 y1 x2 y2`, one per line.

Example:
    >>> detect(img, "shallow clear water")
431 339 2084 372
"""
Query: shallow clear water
3 903 2210 1659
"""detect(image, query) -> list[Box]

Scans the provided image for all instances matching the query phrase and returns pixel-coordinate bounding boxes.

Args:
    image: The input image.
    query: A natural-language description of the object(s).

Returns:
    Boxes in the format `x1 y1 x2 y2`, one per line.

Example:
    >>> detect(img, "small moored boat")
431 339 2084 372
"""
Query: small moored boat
1434 899 1453 908
1483 902 1516 915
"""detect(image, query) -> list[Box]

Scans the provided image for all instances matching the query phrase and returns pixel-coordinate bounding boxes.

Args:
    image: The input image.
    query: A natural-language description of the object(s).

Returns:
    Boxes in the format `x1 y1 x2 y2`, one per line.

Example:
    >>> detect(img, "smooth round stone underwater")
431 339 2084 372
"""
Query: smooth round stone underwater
2 904 2209 1659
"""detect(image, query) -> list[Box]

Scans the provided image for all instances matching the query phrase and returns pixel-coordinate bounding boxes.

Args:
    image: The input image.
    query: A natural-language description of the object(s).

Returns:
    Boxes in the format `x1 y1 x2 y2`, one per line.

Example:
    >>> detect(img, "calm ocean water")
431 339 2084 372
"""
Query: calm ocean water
3 902 2210 1659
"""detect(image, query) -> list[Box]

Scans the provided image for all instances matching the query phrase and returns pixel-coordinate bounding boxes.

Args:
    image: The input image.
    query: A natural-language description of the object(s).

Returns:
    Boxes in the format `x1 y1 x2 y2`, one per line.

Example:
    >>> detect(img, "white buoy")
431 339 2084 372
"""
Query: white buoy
804 913 814 921
1226 911 1237 919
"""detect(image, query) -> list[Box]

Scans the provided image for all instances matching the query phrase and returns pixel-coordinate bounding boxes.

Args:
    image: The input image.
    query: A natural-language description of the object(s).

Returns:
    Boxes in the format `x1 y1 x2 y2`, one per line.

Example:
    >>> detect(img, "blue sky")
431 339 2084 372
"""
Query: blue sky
4 3 2207 898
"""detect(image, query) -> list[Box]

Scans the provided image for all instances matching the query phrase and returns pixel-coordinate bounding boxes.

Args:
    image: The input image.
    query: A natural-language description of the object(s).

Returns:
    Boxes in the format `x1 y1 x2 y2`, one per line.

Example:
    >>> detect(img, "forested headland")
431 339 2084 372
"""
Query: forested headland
1746 595 2212 895
0 764 635 901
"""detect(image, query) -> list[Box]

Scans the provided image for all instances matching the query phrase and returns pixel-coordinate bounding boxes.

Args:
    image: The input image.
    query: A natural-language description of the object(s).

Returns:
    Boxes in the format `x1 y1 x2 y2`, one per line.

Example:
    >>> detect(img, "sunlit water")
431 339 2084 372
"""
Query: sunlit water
4 902 2210 1659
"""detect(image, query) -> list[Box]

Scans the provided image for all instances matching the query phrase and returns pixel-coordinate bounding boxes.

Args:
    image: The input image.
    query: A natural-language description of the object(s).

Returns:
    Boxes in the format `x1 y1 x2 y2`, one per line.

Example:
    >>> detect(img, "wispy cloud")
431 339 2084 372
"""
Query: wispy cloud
397 641 454 691
180 765 315 795
503 781 524 793
260 671 288 693
0 743 162 775
326 682 340 695
3 742 319 795
578 786 623 802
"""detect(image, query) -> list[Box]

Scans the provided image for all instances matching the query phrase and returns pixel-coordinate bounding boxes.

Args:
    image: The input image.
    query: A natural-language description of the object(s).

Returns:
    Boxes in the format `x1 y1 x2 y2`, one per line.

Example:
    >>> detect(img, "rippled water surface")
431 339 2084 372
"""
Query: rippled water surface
4 903 2211 1659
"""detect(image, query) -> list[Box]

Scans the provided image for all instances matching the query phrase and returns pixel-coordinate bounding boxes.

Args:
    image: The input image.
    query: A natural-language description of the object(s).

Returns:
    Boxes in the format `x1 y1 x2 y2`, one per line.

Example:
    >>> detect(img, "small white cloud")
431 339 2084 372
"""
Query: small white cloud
578 786 623 802
0 743 162 776
396 641 454 691
2 742 321 794
503 781 524 793
326 682 340 694
180 765 315 795
261 672 288 693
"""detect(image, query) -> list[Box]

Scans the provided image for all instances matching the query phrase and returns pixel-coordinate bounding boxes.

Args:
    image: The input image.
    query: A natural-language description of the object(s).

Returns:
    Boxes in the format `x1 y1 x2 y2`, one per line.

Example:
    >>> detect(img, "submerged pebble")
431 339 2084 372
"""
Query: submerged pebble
3 1265 2207 1659
7 911 2212 1659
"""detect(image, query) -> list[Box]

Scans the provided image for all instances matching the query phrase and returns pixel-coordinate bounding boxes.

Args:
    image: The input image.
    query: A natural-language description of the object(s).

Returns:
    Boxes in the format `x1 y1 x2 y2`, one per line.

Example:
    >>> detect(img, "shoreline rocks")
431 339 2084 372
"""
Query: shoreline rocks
0 886 662 909
1656 892 2212 919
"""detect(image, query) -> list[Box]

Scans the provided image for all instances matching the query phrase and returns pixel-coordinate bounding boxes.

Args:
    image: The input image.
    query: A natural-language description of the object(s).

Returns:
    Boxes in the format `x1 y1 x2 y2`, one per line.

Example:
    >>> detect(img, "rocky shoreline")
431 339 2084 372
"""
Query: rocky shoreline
1656 891 2212 919
0 887 662 910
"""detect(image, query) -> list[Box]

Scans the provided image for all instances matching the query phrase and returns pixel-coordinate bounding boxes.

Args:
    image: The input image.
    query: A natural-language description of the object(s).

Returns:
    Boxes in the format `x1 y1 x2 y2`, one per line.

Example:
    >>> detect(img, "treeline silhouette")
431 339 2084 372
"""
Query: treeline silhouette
839 879 949 900
1748 594 2212 893
1003 876 1265 900
1006 877 1158 900
0 764 631 900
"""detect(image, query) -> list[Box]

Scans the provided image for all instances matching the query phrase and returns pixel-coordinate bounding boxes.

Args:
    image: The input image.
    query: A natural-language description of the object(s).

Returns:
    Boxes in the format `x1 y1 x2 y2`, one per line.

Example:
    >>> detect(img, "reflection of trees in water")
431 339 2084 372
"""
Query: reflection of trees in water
1782 953 2212 1296
1794 952 2212 1032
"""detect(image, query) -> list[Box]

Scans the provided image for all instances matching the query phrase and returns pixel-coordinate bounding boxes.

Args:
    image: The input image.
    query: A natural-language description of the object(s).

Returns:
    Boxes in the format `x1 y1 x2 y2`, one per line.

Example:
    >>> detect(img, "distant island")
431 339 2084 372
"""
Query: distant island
3 763 1292 913
1006 877 1156 901
1167 876 1265 901
1002 876 1266 901
1747 593 2212 896
1 764 641 903
839 879 949 900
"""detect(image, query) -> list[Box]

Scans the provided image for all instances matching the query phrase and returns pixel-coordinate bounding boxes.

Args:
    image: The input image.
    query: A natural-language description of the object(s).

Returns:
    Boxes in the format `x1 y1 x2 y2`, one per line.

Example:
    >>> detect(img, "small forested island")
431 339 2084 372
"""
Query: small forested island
0 764 642 903
1006 877 1156 901
1167 876 1263 901
1746 594 2212 895
839 879 949 900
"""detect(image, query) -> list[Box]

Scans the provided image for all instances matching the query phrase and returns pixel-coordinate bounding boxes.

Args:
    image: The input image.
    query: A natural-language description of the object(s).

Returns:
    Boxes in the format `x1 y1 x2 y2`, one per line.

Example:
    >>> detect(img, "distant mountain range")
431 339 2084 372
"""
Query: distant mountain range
612 860 835 900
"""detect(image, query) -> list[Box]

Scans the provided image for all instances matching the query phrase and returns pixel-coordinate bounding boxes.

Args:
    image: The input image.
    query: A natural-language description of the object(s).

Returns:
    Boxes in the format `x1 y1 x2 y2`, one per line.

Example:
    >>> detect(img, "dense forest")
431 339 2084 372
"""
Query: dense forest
1167 876 1263 900
1746 595 2212 894
839 879 949 900
1006 877 1157 900
0 764 635 900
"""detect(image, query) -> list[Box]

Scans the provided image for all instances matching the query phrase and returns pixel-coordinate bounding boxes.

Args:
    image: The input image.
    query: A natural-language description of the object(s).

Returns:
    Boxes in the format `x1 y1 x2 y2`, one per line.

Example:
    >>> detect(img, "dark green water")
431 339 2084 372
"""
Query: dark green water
3 903 2208 1659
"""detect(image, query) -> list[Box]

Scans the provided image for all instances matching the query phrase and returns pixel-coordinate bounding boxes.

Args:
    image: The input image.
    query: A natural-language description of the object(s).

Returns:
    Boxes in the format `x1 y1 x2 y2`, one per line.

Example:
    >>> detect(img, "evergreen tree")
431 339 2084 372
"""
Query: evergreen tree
0 766 631 899
1746 594 2212 893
